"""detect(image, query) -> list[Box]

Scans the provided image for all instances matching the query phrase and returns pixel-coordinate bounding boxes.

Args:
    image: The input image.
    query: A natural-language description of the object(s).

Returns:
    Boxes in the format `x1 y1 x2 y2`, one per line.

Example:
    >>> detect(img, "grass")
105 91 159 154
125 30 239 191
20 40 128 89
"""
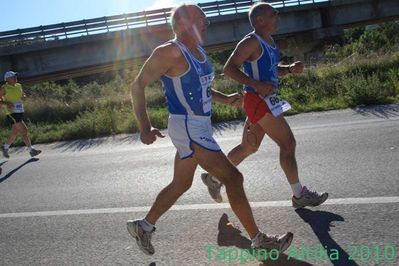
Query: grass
1 51 398 145
1 22 399 145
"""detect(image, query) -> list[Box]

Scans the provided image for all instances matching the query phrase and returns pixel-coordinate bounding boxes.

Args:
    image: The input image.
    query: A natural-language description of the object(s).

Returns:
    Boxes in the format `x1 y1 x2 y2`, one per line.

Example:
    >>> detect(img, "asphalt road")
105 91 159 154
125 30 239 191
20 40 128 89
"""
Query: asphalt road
0 104 398 266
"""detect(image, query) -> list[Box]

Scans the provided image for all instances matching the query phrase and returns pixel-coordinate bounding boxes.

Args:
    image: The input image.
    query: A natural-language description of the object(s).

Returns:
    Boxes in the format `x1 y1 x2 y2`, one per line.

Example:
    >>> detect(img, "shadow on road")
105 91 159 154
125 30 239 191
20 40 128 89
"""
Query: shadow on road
212 121 244 137
0 161 5 175
295 209 359 266
352 104 399 119
0 158 39 184
216 213 313 266
52 134 141 152
0 160 6 175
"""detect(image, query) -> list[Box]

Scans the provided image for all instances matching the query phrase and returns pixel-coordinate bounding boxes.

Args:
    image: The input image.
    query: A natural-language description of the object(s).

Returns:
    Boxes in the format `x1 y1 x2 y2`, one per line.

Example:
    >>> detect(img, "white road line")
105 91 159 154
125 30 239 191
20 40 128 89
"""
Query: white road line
1 196 398 219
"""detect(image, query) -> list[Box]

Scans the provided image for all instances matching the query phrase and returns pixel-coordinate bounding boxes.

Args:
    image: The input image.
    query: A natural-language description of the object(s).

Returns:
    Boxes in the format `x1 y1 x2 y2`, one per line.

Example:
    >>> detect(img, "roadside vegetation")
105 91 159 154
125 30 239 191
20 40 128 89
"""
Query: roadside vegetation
1 21 398 144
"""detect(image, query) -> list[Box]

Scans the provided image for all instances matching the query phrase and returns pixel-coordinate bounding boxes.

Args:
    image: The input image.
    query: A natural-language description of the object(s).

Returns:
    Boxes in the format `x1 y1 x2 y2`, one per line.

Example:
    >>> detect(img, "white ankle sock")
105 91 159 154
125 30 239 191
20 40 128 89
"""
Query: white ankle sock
28 146 33 152
3 144 9 149
291 182 303 198
139 218 154 232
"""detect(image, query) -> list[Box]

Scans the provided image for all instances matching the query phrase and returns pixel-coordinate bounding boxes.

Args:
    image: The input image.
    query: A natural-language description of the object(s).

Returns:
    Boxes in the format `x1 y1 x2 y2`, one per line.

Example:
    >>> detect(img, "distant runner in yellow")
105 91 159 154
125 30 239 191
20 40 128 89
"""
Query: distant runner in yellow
0 71 41 158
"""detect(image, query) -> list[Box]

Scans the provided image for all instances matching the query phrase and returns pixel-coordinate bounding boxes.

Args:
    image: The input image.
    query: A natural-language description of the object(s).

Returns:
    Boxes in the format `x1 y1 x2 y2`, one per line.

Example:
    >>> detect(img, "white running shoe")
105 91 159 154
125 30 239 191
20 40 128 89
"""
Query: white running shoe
127 220 155 255
201 173 223 203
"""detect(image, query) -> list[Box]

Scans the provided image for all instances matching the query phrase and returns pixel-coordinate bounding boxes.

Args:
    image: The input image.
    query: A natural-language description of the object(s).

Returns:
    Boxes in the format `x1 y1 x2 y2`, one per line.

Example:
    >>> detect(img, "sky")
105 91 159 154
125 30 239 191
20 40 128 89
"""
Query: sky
0 0 217 32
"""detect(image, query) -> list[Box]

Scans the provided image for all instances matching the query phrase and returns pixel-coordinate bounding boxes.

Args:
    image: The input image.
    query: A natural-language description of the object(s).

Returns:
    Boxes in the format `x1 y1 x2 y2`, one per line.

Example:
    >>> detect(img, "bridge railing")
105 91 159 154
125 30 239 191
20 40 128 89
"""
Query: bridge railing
0 0 329 46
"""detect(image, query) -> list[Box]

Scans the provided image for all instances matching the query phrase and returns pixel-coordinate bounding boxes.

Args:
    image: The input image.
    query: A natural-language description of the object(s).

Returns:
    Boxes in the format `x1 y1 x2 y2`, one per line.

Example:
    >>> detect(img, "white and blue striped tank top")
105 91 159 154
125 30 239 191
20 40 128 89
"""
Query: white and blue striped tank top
243 32 281 92
160 39 214 116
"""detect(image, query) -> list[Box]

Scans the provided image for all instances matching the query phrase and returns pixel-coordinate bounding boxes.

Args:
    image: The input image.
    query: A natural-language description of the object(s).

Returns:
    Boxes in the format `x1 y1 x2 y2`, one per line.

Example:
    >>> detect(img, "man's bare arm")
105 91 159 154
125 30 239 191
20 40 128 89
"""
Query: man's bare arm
211 89 242 107
21 89 27 101
224 37 257 87
130 45 173 143
224 36 273 97
0 87 5 99
0 87 5 107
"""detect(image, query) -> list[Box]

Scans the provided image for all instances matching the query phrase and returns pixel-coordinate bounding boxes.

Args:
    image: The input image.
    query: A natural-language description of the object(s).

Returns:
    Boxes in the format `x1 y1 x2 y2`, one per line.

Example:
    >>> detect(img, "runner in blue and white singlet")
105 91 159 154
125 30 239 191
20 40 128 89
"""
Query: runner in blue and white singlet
242 32 291 121
161 39 214 116
128 5 292 256
243 32 280 93
161 39 221 159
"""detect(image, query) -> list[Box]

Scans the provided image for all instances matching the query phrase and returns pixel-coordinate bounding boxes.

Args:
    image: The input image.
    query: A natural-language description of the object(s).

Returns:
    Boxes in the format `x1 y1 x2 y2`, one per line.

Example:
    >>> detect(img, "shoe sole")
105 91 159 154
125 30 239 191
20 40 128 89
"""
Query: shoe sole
292 193 329 208
312 193 329 207
280 232 294 253
208 188 223 203
126 222 154 256
30 151 42 157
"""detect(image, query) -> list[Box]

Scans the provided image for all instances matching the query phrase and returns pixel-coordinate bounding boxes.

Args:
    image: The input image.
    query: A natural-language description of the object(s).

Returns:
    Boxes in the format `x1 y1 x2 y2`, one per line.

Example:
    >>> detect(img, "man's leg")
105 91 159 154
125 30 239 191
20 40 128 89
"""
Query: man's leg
2 123 18 158
257 114 299 185
193 143 293 251
127 152 198 255
146 152 198 224
201 119 266 202
6 123 19 146
228 119 266 165
18 121 41 157
194 143 258 239
257 114 328 208
18 121 31 147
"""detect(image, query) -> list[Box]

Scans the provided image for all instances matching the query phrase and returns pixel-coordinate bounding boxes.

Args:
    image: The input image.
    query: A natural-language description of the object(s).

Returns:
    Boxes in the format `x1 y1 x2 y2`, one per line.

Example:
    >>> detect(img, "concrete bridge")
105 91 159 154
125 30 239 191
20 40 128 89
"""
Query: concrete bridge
0 0 398 84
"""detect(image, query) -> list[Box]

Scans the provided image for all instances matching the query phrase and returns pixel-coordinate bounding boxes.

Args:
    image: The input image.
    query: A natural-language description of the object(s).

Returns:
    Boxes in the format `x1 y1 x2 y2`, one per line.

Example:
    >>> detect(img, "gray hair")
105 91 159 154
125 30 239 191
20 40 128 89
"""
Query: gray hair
170 4 200 33
248 2 273 27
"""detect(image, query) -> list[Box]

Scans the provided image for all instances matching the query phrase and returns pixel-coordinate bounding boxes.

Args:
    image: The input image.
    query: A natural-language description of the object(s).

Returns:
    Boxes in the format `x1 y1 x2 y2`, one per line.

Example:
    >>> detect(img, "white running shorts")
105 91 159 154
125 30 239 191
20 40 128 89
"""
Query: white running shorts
168 114 221 159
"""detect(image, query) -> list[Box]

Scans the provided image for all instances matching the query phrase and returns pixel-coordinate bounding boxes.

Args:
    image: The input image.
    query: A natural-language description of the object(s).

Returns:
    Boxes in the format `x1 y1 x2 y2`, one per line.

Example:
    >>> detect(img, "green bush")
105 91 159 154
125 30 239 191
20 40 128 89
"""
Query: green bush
339 73 389 105
324 21 399 62
1 22 398 145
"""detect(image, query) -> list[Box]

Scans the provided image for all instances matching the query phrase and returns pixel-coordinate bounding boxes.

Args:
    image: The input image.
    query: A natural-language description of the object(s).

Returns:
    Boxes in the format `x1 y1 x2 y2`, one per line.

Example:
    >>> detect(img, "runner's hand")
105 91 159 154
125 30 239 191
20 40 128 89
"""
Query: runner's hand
252 80 274 97
140 127 165 145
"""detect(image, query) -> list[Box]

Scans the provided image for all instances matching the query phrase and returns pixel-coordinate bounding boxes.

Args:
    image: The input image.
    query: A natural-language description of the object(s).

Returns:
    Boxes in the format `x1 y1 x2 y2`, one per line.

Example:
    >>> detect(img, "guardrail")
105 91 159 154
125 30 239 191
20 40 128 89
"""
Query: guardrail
0 0 329 46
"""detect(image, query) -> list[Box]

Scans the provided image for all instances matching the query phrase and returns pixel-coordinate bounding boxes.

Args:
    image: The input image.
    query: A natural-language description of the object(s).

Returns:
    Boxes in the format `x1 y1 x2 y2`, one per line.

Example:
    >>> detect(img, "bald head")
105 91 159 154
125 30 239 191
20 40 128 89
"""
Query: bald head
170 4 204 33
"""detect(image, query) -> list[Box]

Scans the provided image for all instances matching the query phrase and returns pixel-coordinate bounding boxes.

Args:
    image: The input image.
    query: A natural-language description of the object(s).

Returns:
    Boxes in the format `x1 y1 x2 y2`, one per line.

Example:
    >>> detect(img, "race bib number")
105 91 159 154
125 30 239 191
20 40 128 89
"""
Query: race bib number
12 101 24 113
264 94 291 117
201 73 214 113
